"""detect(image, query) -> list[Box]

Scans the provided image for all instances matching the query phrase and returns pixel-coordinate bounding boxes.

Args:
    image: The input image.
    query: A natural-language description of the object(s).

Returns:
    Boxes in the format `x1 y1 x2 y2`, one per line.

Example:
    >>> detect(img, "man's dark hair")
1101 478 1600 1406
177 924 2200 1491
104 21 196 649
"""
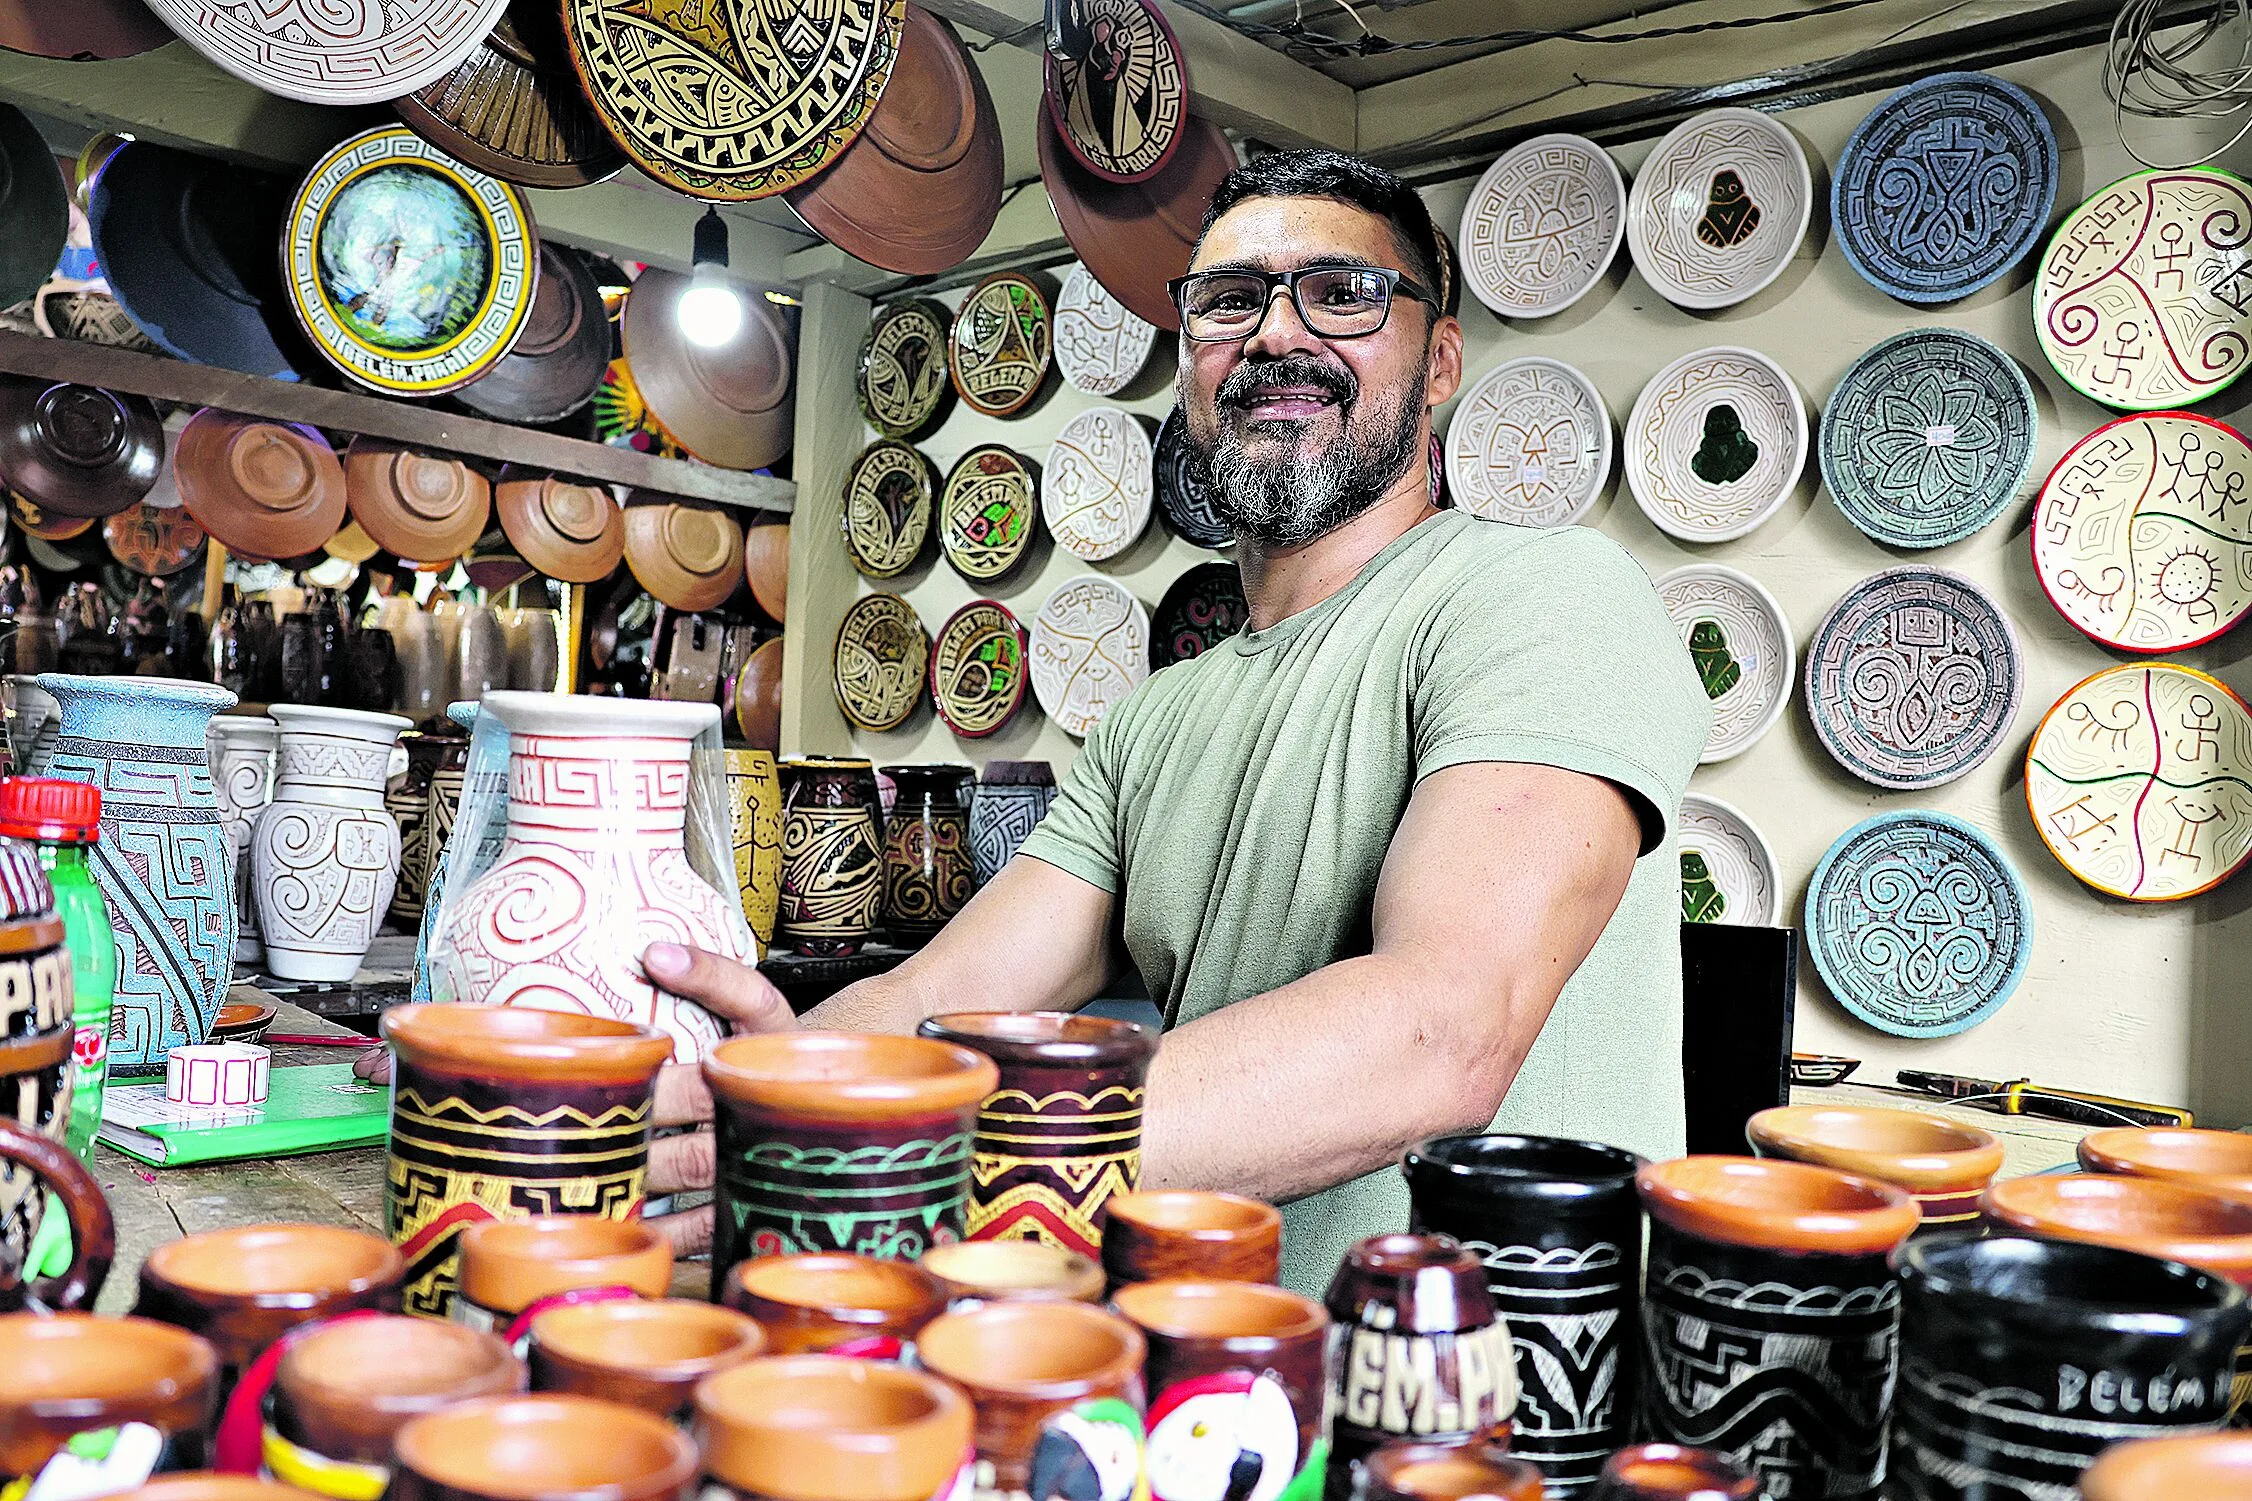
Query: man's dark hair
1198 149 1447 305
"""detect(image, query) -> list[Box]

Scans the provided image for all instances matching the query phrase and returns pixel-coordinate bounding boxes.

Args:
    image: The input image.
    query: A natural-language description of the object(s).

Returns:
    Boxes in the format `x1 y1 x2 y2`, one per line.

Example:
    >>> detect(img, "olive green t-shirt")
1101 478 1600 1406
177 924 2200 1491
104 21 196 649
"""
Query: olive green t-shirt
1019 511 1712 1294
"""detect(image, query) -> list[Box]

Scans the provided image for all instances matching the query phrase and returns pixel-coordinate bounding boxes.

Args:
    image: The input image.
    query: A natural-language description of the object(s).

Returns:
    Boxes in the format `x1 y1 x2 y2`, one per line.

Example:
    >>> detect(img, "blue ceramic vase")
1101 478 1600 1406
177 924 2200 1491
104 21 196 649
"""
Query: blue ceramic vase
38 674 237 1073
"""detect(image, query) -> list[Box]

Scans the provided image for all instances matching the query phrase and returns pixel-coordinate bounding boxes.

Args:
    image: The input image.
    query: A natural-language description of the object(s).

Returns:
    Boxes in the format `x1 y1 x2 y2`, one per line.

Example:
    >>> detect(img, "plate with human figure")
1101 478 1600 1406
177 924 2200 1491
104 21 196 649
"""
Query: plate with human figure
1444 356 1612 527
1043 405 1153 562
1053 263 1157 395
1656 563 1795 764
1456 133 1625 319
1030 573 1148 739
1626 107 1811 310
1627 347 1806 543
1679 792 1779 926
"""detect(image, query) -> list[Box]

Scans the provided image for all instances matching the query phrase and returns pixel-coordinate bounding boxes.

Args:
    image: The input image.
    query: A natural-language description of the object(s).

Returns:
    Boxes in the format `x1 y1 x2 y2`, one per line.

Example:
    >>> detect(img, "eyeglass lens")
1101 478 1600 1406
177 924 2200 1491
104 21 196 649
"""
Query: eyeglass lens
1180 269 1394 340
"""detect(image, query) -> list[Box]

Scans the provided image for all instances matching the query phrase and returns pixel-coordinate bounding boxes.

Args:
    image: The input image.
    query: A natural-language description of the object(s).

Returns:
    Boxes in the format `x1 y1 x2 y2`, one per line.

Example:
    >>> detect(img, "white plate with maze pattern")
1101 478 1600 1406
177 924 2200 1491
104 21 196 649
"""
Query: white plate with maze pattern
1657 562 1796 763
1627 107 1812 310
1445 357 1612 527
1679 793 1780 926
1627 347 1806 543
1457 134 1625 319
141 0 509 106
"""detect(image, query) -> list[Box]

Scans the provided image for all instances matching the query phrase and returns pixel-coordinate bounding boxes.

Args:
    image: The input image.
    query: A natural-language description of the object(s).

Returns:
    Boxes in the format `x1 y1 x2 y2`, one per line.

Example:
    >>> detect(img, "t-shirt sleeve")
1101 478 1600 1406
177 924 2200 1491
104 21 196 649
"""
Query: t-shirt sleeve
1016 699 1129 892
1411 526 1711 854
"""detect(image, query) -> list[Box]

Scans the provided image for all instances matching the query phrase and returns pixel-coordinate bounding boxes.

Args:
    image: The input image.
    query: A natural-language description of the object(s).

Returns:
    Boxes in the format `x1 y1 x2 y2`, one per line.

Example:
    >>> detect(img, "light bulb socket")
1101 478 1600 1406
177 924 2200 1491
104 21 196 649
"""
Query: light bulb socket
693 207 729 271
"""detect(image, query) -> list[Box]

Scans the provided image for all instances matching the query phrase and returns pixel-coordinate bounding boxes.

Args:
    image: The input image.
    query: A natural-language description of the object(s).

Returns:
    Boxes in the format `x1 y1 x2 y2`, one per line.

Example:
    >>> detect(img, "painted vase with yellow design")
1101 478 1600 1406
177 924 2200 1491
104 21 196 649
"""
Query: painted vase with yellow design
724 748 782 951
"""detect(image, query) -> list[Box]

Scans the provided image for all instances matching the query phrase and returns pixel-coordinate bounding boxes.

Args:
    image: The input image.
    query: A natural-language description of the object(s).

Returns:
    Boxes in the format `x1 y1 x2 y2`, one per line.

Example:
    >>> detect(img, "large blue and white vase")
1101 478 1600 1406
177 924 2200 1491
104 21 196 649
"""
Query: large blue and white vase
38 674 238 1074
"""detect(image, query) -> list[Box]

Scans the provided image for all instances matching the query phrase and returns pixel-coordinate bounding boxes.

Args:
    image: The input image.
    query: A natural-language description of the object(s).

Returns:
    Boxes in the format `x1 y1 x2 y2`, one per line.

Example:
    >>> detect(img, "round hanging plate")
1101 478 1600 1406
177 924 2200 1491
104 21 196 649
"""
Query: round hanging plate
2036 167 2252 409
140 0 507 105
592 357 690 459
929 599 1029 738
284 127 537 397
623 269 795 471
1804 566 2022 790
2033 412 2252 652
833 592 929 732
950 272 1053 417
1832 72 2057 304
735 635 783 749
939 445 1037 582
1656 563 1795 764
2026 662 2252 901
1151 560 1246 668
344 437 492 564
1444 356 1613 527
1043 0 1186 184
1038 107 1235 333
103 504 206 577
841 439 933 579
1819 328 2035 548
1043 405 1152 562
1153 405 1229 549
1678 793 1779 927
0 381 162 519
456 241 610 425
858 299 953 439
496 470 625 584
395 2 626 188
1626 346 1805 543
1054 264 1157 396
562 0 907 200
1806 810 2032 1038
623 495 744 612
0 1 174 60
9 492 93 541
1626 107 1811 310
1457 133 1624 320
173 410 348 562
1030 573 1149 739
0 105 66 310
743 518 788 621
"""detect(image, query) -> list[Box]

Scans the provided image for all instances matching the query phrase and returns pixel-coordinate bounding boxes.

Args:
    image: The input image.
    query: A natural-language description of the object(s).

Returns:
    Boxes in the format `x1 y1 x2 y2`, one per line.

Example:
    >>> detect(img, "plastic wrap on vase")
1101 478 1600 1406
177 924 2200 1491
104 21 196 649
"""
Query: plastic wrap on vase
411 701 491 1006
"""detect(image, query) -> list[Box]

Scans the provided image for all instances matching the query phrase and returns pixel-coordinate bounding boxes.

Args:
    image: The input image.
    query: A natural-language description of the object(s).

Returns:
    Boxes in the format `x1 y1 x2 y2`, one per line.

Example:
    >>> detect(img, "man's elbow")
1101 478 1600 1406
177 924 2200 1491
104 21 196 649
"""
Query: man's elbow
1409 992 1531 1137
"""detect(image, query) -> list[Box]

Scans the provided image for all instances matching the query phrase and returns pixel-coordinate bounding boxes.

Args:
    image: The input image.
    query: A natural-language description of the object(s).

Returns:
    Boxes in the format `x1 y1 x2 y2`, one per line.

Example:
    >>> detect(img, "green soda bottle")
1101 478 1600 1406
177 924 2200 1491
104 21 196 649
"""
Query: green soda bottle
0 777 114 1160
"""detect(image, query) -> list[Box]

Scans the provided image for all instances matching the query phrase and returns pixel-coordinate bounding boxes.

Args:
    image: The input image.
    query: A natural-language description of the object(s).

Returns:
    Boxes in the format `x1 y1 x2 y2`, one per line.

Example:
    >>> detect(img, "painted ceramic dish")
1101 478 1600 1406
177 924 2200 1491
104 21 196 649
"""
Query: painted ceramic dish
1444 356 1612 527
395 3 626 188
928 600 1029 738
1832 72 2057 303
1627 347 1806 543
833 593 929 733
858 299 953 439
1457 133 1625 319
2025 662 2252 901
1053 264 1157 396
1804 567 2023 790
950 273 1052 417
841 440 933 580
1678 792 1779 926
562 0 906 200
1656 563 1795 763
1791 1054 1862 1087
1150 561 1246 668
622 271 794 471
939 445 1038 582
1807 810 2032 1037
2036 167 2252 409
1043 405 1152 562
591 357 688 459
1038 108 1235 333
2033 412 2252 651
1819 328 2036 548
283 126 536 397
1626 107 1812 310
103 505 206 577
1154 405 1230 549
1044 0 1185 184
140 0 506 104
1030 574 1149 739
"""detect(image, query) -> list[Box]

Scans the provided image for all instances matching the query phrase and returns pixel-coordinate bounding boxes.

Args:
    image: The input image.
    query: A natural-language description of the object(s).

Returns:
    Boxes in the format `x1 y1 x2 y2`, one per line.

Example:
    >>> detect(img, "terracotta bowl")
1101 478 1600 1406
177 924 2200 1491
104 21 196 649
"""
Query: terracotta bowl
379 1003 673 1085
723 1253 947 1354
1981 1173 2252 1286
1595 1444 1759 1500
390 1394 699 1501
918 1240 1104 1306
135 1223 404 1366
1747 1105 2003 1228
701 1032 997 1125
107 1480 318 1501
1637 1155 1921 1254
1112 1276 1327 1343
456 1216 673 1320
209 1000 278 1044
1101 1189 1283 1288
276 1315 524 1464
2080 1432 2252 1500
528 1299 764 1416
2080 1128 2252 1199
695 1356 971 1501
0 1312 219 1476
915 1299 1145 1395
1361 1439 1545 1501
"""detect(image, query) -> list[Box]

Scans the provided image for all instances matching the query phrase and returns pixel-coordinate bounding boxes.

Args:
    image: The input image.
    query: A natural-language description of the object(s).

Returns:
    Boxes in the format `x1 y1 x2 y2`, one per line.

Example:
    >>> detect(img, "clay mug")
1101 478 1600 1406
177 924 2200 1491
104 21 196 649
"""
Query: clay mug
1747 1104 2004 1236
0 1312 220 1489
107 1480 319 1501
2080 1127 2252 1198
452 1215 674 1337
694 1356 973 1501
913 1299 1148 1500
132 1224 403 1384
1111 1278 1329 1501
920 1240 1105 1308
388 1394 699 1501
526 1299 765 1417
722 1252 946 1356
1101 1190 1282 1292
1588 1445 1757 1501
2079 1432 2252 1499
1359 1439 1545 1501
0 1115 113 1311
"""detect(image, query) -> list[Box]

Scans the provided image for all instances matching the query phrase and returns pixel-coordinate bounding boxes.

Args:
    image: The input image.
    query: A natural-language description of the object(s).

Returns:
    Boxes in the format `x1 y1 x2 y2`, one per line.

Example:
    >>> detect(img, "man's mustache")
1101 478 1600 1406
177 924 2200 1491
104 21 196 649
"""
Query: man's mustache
1216 356 1357 414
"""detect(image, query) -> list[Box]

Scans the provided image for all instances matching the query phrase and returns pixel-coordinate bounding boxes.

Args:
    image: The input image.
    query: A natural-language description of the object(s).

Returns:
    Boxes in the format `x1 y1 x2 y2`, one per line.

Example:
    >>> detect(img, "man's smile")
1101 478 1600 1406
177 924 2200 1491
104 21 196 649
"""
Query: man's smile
1230 383 1343 421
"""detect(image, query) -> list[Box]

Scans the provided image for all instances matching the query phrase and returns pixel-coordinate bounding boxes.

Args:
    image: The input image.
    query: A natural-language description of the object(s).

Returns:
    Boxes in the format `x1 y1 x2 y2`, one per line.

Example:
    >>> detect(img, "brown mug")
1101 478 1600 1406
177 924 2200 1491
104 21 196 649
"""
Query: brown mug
2079 1432 2252 1500
723 1253 946 1356
389 1394 699 1501
453 1215 674 1335
914 1300 1147 1498
2080 1128 2252 1199
920 1240 1106 1308
527 1299 766 1417
1101 1191 1282 1292
1360 1439 1545 1501
0 1116 114 1311
0 1312 220 1487
1747 1104 2003 1235
695 1356 974 1501
133 1224 404 1374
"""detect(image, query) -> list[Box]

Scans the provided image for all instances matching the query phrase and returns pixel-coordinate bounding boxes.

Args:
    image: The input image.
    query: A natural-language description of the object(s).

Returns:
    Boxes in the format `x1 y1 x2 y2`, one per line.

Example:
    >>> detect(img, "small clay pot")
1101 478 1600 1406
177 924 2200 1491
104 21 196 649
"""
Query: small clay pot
454 1216 674 1331
0 1312 219 1479
527 1299 765 1417
919 1240 1104 1307
1980 1173 2252 1285
695 1356 972 1501
1360 1439 1545 1501
722 1253 946 1355
268 1314 522 1484
2080 1432 2252 1500
389 1394 699 1501
2080 1127 2252 1199
107 1480 316 1501
1591 1444 1758 1500
133 1223 404 1372
1100 1190 1282 1291
913 1300 1147 1496
1748 1104 2004 1234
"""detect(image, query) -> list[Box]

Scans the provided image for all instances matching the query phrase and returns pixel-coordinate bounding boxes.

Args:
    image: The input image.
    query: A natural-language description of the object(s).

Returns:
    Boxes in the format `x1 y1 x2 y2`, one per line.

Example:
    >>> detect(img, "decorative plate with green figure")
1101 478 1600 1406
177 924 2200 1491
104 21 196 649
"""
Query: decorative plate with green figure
950 272 1053 417
1657 563 1794 763
1680 793 1779 925
1626 346 1805 543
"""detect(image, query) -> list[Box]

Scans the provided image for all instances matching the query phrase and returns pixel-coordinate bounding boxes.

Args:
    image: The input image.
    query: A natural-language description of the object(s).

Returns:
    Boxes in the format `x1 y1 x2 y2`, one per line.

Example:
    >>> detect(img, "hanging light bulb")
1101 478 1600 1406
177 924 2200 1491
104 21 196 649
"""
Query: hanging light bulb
677 207 744 348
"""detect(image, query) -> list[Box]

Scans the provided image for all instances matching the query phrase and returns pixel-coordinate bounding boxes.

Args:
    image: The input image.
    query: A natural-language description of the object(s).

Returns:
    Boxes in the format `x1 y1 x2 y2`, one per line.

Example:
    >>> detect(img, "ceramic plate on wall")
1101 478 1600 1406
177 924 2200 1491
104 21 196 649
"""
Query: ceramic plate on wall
1819 328 2036 548
858 299 953 439
1679 793 1779 926
141 0 507 104
1044 0 1186 184
1806 809 2032 1037
841 439 933 579
2032 412 2252 652
833 592 929 733
1457 134 1624 319
1832 72 2058 303
1030 574 1149 738
1154 405 1231 549
950 272 1052 417
2035 167 2252 409
1043 405 1153 562
1151 560 1247 668
1804 567 2022 790
1053 263 1157 396
1656 563 1795 763
1626 107 1811 310
1627 347 1805 542
940 445 1038 582
1444 356 1612 527
929 599 1029 738
2025 661 2252 901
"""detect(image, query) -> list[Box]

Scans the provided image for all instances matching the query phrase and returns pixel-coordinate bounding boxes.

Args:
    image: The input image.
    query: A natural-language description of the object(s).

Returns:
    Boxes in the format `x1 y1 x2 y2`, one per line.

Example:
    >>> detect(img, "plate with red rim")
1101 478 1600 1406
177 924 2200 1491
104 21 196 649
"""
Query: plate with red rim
928 600 1030 738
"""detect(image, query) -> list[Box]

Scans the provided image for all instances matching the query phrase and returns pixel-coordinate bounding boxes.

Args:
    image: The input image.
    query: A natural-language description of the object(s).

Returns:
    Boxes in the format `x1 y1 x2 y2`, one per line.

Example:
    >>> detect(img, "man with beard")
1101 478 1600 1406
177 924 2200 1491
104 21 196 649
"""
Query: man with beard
631 151 1711 1291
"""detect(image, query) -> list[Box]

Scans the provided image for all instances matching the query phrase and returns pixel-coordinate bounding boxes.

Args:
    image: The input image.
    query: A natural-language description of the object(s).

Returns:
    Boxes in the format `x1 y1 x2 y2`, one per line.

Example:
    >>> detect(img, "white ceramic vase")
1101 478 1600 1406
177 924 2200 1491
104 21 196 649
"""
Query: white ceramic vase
251 705 411 982
8 676 59 774
208 715 278 965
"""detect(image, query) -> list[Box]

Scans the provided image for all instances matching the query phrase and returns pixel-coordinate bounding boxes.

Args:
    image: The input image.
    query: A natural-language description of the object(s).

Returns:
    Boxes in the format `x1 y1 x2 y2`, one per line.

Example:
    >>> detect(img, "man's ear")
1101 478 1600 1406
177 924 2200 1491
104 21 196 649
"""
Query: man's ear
1425 314 1464 409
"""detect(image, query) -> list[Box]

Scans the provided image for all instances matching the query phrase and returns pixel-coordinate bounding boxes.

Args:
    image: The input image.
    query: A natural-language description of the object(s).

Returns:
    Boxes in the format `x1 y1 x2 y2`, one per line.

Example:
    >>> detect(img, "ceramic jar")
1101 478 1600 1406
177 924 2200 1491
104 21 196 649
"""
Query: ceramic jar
721 1253 948 1356
389 1394 699 1501
695 1356 974 1501
37 673 236 1071
418 729 470 914
777 757 883 956
915 1300 1149 1501
1402 1134 1643 1496
701 1033 996 1288
919 1012 1158 1257
0 1119 111 1312
527 1299 766 1416
724 747 783 951
2080 1432 2252 1499
1102 1191 1283 1292
1748 1104 2005 1236
921 1240 1107 1308
971 761 1057 887
1360 1440 1546 1501
387 732 454 927
1589 1446 1758 1501
452 1216 674 1336
250 705 411 982
428 693 751 1063
409 705 480 1008
132 1224 404 1381
0 1312 219 1488
880 764 976 943
1637 1156 1918 1500
2080 1127 2252 1197
207 715 276 966
8 675 58 773
454 604 508 705
1893 1234 2248 1498
379 1004 673 1317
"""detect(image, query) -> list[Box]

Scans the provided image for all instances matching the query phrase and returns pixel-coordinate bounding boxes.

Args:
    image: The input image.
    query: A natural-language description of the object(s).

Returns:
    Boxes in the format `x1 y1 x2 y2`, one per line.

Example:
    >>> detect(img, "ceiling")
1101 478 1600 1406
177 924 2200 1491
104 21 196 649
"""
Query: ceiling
1204 0 1660 86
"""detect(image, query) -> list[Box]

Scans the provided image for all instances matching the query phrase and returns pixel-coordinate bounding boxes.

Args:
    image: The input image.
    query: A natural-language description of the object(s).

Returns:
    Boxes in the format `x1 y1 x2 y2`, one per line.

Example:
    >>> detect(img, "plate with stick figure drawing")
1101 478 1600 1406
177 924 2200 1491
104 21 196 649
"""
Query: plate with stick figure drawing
2025 662 2252 901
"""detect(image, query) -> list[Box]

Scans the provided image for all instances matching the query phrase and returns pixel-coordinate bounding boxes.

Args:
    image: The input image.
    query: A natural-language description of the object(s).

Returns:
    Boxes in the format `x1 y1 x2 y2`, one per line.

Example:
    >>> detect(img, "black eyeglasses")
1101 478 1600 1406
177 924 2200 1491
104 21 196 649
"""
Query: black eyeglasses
1167 266 1440 343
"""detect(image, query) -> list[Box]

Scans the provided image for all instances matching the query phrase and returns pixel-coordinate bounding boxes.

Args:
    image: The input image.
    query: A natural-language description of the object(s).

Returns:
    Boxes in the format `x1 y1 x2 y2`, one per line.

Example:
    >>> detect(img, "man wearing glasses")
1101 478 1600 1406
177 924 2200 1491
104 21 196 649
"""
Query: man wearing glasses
635 150 1710 1292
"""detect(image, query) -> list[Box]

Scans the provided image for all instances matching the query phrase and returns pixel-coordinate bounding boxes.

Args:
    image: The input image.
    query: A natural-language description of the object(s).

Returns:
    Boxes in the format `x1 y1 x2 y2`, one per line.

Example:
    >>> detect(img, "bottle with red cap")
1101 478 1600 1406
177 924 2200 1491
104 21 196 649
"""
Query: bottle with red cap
0 776 114 1160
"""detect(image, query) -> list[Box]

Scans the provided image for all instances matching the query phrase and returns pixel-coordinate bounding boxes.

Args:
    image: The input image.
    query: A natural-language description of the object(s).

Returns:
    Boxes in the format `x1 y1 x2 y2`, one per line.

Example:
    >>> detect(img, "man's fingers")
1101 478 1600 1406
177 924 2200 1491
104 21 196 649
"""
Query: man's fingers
653 1061 715 1129
648 1204 713 1258
352 1046 392 1084
644 943 794 1034
648 1128 716 1196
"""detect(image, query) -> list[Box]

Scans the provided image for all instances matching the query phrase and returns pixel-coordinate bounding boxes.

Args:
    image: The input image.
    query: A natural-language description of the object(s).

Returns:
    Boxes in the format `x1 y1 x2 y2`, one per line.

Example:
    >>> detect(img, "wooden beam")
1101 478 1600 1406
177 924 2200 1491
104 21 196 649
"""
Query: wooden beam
778 281 871 756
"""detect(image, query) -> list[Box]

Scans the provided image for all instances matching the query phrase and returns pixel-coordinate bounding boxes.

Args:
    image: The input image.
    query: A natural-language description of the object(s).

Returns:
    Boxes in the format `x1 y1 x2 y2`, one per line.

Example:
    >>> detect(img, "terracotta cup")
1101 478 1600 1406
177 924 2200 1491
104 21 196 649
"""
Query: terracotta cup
2080 1127 2252 1199
919 1240 1105 1308
701 1032 997 1291
1360 1439 1546 1501
527 1299 765 1417
1747 1104 2004 1235
1112 1278 1330 1501
918 1011 1158 1257
722 1252 946 1356
1101 1190 1282 1292
0 1115 113 1312
133 1224 404 1377
1637 1156 1918 1499
1589 1445 1758 1501
913 1299 1148 1497
107 1480 319 1501
2080 1432 2252 1500
389 1394 699 1501
695 1356 973 1501
0 1312 219 1484
453 1215 674 1334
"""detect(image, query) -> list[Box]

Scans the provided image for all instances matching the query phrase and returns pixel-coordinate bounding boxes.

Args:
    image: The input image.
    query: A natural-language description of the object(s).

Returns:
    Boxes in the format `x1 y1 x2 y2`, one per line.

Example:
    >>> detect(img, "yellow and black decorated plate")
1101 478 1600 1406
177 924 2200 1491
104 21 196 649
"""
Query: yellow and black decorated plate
833 591 929 732
858 299 953 438
949 272 1052 417
939 445 1037 582
842 439 933 579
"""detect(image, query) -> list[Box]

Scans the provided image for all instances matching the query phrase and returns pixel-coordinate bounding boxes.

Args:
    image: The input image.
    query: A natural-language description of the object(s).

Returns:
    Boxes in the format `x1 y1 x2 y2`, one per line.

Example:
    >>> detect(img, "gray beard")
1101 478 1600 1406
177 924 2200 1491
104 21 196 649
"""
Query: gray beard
1197 385 1423 548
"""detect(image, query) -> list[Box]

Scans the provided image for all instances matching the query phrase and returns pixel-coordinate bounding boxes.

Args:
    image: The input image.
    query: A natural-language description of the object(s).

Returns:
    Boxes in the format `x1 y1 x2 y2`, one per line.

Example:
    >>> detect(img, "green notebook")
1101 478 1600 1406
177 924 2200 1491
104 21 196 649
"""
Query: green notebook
98 1064 388 1167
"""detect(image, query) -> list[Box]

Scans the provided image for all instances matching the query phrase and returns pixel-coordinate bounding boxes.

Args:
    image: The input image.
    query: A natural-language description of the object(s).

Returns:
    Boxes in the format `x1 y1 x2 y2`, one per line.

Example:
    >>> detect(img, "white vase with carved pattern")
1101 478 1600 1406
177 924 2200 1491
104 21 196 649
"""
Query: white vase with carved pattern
208 714 277 965
250 706 410 982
